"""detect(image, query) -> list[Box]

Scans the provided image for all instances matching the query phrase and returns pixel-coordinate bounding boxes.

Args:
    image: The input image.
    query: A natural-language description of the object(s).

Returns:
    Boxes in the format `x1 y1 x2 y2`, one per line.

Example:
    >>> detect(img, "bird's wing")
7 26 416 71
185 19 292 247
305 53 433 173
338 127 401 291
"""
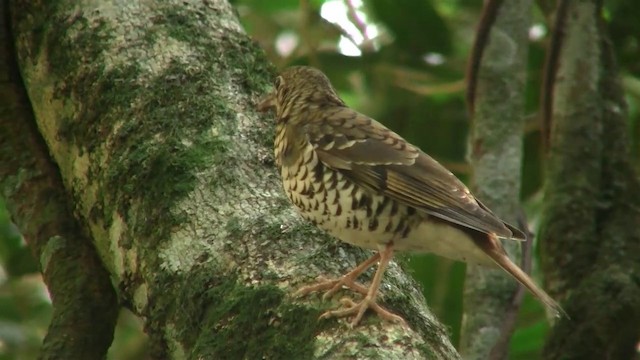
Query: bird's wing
306 106 524 239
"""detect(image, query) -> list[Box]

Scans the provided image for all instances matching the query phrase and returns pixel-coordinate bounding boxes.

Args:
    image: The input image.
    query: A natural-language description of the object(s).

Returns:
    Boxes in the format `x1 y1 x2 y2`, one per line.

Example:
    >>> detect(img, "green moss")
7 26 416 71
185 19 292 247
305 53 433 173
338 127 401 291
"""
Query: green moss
416 342 437 359
151 3 275 92
26 9 249 246
40 7 274 245
164 274 319 359
102 63 235 240
17 0 276 244
224 216 243 237
200 284 318 358
57 64 143 151
82 57 236 242
11 1 61 66
47 17 112 91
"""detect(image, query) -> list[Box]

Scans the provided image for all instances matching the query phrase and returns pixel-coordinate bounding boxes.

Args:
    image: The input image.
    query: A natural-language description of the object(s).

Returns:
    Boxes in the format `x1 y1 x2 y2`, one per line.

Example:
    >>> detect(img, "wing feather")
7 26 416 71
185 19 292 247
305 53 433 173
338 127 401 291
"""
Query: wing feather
307 107 523 239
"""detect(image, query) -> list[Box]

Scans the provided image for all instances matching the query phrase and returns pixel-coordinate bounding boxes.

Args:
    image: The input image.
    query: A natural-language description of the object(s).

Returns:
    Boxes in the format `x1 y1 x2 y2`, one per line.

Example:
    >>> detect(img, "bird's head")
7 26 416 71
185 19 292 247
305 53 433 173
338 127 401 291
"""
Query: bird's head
258 66 345 124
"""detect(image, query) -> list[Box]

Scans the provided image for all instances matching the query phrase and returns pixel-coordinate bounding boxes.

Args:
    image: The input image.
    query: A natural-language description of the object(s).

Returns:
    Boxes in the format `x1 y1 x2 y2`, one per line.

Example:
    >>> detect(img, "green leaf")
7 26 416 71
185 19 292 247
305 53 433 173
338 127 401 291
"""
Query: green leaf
510 316 549 359
0 200 38 277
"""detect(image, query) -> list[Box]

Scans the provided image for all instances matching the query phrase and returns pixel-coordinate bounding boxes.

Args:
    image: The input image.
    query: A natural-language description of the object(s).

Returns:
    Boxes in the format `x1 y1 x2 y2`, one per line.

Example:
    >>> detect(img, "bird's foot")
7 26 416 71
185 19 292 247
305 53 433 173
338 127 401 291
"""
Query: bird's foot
320 296 407 327
294 275 368 300
293 249 405 327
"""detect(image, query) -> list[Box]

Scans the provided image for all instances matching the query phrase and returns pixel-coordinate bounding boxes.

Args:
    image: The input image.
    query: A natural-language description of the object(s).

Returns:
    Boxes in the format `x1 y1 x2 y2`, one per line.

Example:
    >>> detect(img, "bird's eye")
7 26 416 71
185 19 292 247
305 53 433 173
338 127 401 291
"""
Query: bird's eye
274 76 284 89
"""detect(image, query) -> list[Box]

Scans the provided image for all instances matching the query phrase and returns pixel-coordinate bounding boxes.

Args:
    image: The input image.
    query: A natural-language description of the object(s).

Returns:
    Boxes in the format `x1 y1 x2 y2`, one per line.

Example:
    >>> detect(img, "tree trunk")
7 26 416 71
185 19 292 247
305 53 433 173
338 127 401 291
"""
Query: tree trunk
1 2 118 359
3 0 459 358
461 1 532 359
539 1 640 358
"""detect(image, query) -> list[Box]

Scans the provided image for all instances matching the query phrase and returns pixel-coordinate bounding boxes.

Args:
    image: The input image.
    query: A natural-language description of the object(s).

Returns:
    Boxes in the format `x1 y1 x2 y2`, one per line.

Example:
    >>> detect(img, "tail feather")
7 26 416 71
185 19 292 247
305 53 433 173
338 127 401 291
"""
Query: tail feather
504 222 527 241
484 235 567 318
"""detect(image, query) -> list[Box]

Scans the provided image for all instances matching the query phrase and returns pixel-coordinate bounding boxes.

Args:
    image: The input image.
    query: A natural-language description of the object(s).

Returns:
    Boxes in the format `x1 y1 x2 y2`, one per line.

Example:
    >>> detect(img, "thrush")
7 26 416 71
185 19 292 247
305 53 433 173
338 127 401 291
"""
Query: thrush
258 66 563 327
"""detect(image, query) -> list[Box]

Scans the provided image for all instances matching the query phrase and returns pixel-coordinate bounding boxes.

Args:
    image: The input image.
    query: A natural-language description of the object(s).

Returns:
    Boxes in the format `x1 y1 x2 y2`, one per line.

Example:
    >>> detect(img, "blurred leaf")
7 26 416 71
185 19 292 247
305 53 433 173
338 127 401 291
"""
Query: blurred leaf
0 200 38 277
5 248 38 277
368 0 452 56
510 306 551 359
0 276 51 359
108 309 149 360
609 10 640 76
407 255 465 346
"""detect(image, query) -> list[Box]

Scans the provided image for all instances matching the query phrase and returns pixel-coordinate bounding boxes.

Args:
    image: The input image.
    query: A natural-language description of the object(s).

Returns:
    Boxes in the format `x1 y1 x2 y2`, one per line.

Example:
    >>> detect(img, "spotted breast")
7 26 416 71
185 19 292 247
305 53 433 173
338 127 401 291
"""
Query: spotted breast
276 122 425 251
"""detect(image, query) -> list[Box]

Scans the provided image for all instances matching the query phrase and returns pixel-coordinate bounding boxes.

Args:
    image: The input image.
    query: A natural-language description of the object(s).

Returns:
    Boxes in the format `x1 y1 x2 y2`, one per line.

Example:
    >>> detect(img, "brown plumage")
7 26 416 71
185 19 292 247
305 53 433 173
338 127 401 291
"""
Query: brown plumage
259 66 563 327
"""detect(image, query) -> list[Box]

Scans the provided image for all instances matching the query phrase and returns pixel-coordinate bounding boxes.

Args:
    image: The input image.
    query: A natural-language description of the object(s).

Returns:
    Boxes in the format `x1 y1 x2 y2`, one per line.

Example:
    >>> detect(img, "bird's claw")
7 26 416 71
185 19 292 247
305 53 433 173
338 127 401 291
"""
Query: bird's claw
319 296 407 327
293 249 406 327
293 275 368 300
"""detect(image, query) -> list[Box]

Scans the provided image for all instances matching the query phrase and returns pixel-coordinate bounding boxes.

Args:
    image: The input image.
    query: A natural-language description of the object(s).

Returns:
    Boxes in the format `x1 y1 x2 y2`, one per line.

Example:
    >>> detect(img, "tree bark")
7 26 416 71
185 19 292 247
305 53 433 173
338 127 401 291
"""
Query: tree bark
1 3 118 359
4 0 459 358
539 1 640 358
461 1 532 359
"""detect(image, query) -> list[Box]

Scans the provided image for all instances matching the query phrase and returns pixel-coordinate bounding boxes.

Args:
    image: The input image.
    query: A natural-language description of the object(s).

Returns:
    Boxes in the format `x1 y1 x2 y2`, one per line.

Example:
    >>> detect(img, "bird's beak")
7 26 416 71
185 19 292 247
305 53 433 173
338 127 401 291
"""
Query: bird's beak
257 92 276 113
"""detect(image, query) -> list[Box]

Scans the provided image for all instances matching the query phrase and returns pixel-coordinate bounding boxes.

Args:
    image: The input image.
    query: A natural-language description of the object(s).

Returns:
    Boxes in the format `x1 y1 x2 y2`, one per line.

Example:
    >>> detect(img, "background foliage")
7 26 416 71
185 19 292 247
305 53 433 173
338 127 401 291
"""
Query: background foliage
1 0 638 358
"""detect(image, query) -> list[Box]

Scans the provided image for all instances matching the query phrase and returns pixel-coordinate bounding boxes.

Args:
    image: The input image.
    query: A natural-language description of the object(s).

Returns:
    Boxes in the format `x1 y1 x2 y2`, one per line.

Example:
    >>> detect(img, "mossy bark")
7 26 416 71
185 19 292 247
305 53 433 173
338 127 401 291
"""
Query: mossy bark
4 0 459 358
0 3 118 359
461 1 532 359
539 1 640 358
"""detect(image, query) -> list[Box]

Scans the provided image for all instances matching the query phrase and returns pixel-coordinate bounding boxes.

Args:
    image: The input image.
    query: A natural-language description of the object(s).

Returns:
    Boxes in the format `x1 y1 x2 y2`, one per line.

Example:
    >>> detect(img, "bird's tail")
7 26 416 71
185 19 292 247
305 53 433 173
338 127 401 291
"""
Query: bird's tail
483 234 567 318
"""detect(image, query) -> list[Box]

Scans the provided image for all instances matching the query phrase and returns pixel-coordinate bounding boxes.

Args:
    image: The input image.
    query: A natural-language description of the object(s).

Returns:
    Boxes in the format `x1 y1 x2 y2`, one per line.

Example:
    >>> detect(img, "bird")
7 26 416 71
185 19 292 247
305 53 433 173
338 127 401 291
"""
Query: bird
258 66 563 327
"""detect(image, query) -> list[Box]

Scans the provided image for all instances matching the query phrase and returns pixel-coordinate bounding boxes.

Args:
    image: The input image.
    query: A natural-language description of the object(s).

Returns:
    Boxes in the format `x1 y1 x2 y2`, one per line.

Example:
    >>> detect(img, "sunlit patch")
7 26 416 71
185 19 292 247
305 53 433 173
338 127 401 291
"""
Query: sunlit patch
321 1 363 43
422 52 446 66
338 36 362 57
320 0 380 57
529 23 547 41
275 31 299 57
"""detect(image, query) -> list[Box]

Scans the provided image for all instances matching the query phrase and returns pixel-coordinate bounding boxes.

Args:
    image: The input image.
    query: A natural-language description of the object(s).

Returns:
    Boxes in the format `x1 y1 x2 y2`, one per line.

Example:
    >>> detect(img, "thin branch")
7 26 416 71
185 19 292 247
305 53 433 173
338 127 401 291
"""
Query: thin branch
343 0 373 52
466 0 503 117
540 0 570 153
461 0 532 358
299 0 320 67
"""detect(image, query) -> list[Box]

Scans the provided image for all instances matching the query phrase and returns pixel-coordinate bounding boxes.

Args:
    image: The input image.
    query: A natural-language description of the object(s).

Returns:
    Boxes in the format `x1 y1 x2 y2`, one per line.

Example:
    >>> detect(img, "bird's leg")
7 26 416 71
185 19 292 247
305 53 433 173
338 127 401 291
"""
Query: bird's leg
294 252 380 299
319 243 407 327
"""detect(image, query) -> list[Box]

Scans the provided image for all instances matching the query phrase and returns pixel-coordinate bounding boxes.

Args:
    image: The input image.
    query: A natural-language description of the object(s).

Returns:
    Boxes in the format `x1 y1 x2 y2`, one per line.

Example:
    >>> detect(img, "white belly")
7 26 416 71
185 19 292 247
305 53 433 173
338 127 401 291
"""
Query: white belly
398 220 494 266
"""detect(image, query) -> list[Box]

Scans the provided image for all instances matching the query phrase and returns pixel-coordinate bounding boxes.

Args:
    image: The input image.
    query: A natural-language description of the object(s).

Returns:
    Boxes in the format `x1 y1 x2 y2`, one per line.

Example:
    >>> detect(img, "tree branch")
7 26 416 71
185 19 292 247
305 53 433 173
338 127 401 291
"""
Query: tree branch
540 0 570 152
462 1 532 359
7 0 459 357
0 3 118 358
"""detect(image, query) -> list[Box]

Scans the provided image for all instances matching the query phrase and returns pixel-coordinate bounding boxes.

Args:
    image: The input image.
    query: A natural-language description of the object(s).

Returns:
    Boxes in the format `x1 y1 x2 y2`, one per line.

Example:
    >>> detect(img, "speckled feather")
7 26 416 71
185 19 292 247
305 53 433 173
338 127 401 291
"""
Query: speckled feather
259 66 564 317
263 66 523 242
